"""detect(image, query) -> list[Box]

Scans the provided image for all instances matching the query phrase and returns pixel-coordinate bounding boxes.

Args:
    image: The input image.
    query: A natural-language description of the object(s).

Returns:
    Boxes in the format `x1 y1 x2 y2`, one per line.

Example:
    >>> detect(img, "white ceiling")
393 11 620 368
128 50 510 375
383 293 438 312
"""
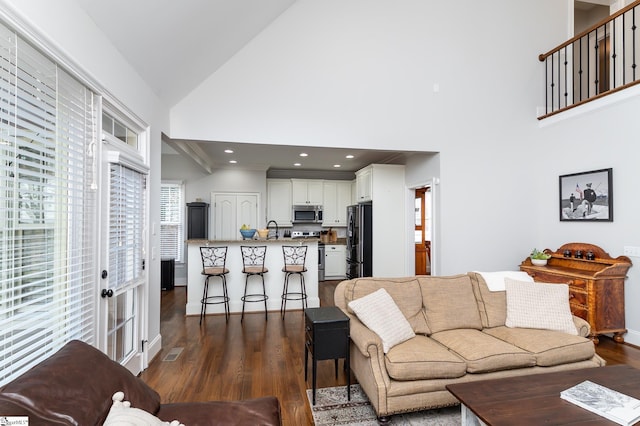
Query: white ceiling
74 0 422 173
162 137 420 175
75 0 296 106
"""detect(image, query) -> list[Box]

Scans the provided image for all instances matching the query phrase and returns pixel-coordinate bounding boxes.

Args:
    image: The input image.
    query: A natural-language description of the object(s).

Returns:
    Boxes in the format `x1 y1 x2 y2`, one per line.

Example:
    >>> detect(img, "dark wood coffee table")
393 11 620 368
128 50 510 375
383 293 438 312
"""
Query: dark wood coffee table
446 365 640 425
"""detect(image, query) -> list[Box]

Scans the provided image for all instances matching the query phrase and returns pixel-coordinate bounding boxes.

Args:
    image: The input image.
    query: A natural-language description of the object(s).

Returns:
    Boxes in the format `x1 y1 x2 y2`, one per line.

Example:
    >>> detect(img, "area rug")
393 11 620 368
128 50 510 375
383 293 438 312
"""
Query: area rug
306 384 460 425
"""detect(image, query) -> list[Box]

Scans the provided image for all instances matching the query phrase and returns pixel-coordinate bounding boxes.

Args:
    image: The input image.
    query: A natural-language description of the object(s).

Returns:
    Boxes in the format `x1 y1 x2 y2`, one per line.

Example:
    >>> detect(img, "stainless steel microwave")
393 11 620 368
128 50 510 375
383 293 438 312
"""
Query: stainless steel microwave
292 205 323 223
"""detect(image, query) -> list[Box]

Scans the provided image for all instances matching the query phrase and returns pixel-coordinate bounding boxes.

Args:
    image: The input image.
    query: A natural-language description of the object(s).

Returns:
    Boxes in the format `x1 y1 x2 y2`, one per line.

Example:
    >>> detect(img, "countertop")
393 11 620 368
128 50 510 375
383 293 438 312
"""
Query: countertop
319 238 347 245
187 238 322 244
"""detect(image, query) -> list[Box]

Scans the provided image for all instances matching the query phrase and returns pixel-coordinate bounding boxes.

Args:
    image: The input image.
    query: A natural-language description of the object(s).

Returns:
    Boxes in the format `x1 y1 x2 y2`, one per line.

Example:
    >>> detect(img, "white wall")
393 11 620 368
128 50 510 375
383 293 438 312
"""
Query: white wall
535 93 640 345
169 0 565 273
168 0 640 345
1 0 169 360
185 168 269 237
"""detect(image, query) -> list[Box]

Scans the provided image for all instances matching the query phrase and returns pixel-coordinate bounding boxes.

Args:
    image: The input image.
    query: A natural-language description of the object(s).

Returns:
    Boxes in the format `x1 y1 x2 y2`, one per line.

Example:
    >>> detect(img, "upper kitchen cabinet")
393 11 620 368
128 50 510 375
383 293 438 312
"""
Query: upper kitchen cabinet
322 180 352 227
291 179 323 205
355 164 405 203
267 179 292 226
355 166 373 202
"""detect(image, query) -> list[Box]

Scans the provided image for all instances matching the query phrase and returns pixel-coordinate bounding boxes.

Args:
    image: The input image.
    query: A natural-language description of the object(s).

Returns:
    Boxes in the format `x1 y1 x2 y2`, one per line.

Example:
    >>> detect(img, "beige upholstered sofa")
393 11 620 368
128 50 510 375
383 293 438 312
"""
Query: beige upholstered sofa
334 272 605 423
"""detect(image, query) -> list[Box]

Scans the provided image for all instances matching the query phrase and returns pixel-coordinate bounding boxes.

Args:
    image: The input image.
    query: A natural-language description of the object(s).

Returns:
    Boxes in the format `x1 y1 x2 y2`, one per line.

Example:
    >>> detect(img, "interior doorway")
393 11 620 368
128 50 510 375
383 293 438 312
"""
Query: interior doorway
414 187 432 275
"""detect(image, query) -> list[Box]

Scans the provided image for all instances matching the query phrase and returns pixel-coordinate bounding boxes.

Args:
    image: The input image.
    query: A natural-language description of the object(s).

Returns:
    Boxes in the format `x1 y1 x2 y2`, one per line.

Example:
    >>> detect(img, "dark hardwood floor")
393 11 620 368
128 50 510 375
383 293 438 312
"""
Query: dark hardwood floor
139 281 640 425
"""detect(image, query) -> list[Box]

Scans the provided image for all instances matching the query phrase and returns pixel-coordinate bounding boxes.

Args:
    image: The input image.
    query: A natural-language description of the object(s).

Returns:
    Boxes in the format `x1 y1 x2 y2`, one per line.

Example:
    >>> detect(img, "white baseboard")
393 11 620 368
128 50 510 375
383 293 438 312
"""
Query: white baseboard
185 297 320 316
146 333 162 367
621 328 640 347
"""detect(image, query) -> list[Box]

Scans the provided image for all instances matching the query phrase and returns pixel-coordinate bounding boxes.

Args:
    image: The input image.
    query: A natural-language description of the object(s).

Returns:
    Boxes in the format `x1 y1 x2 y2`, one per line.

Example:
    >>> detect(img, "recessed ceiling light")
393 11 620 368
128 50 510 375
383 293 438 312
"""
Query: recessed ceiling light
294 163 302 167
345 155 354 159
229 160 237 164
299 153 308 157
333 164 341 168
224 149 234 154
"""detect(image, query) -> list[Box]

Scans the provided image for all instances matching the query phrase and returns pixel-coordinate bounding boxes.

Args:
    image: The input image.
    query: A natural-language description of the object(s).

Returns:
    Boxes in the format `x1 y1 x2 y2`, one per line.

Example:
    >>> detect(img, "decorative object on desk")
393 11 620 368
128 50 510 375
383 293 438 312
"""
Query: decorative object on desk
559 168 613 222
530 248 551 266
256 229 269 239
563 249 572 257
305 385 460 426
239 224 256 240
561 380 640 426
575 250 584 259
586 250 596 260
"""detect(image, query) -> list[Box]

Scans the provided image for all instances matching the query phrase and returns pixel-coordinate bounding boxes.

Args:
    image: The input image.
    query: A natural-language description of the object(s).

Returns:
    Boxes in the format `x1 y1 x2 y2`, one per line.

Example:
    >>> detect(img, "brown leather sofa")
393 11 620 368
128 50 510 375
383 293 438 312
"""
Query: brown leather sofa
0 340 281 425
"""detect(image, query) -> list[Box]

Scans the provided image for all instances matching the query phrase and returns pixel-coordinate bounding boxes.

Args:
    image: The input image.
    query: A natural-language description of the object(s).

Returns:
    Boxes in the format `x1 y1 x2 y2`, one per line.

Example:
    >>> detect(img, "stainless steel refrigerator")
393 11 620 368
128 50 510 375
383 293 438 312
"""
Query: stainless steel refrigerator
346 202 372 279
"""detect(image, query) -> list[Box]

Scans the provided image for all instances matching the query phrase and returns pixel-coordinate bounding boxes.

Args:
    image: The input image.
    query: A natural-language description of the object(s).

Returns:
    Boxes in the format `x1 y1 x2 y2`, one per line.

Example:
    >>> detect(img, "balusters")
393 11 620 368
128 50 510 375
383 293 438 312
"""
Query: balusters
538 0 640 118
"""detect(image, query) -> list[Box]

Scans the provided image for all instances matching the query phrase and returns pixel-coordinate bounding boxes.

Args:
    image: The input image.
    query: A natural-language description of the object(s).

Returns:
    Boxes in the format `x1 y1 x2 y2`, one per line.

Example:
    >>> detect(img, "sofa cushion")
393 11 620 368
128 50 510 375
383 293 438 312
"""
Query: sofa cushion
156 397 282 426
342 277 430 335
483 326 596 367
348 288 416 353
384 336 467 381
0 340 161 425
419 275 483 333
468 272 506 328
431 329 536 373
505 278 577 335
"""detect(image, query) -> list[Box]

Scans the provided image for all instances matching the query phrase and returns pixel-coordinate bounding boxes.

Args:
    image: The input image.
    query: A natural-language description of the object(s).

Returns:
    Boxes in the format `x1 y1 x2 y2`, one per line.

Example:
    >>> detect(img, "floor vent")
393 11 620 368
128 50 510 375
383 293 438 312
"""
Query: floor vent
162 347 183 362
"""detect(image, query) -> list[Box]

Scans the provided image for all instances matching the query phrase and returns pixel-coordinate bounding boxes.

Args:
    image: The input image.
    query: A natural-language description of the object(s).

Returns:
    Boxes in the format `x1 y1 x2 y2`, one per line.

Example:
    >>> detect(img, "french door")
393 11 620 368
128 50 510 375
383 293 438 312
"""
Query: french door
98 122 149 375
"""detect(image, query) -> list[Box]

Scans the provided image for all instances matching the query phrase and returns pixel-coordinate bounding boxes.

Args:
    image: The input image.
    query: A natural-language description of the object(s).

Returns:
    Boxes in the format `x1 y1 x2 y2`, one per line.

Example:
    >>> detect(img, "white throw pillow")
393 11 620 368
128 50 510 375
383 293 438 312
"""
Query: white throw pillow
504 278 577 335
348 288 416 353
103 391 184 426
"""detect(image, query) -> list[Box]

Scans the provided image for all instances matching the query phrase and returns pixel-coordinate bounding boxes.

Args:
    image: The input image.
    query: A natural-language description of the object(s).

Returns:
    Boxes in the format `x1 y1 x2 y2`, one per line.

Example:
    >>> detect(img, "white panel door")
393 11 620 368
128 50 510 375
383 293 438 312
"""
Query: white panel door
214 194 237 240
238 194 258 230
213 193 259 240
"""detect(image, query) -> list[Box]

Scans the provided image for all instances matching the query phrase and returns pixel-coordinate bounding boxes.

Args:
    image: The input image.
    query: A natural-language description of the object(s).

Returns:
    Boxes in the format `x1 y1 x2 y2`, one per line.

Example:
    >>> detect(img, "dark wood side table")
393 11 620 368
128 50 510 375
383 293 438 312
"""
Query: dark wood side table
304 306 350 405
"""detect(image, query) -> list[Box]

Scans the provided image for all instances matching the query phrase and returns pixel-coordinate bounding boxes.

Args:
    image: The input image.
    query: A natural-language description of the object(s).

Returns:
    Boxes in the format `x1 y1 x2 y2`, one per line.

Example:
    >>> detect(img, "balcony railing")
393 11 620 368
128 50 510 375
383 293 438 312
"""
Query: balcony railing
539 0 640 119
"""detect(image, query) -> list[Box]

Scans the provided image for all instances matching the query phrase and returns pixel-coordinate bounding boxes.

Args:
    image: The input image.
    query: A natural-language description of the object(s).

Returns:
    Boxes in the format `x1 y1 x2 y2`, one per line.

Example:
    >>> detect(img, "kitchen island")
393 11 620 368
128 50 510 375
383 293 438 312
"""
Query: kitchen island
186 238 319 317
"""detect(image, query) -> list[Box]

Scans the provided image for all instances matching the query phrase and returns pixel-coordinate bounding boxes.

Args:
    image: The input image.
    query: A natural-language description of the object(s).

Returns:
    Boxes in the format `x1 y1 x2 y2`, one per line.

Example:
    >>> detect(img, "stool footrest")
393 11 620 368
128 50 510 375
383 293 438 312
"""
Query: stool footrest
242 294 269 303
201 295 230 304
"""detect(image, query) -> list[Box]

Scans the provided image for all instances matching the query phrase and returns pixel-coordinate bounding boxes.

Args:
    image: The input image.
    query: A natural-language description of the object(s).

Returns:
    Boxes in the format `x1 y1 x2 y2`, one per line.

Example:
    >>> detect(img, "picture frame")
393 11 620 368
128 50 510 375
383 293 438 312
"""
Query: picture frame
559 168 613 222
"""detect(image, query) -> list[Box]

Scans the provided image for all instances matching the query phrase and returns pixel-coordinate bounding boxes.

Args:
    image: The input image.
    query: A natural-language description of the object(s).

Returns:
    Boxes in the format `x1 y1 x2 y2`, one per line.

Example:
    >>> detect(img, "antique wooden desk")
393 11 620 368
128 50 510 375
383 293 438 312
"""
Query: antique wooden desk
520 242 632 344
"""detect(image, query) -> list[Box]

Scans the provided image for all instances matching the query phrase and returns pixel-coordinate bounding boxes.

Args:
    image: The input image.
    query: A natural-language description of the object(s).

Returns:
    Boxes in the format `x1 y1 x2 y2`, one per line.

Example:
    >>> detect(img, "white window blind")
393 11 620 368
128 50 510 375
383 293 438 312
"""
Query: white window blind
109 164 145 290
160 183 183 262
0 23 97 385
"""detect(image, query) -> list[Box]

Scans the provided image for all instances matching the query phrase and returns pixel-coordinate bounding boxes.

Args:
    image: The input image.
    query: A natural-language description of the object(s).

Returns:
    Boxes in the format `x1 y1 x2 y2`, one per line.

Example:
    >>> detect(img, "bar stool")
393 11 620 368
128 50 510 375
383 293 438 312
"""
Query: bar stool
240 245 269 322
199 246 230 324
280 245 308 318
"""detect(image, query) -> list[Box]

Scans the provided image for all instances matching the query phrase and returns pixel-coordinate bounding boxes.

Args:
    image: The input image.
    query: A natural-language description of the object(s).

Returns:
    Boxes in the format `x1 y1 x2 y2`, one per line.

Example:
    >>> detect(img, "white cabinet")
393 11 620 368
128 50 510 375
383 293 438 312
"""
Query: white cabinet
324 244 346 279
355 166 372 202
322 180 352 227
358 164 406 278
291 179 323 205
212 192 259 240
267 179 292 226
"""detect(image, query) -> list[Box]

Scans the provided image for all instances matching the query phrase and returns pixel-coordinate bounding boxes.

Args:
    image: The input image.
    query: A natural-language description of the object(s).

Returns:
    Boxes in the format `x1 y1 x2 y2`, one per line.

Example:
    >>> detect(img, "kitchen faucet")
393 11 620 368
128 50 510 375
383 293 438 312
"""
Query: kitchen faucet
266 220 279 240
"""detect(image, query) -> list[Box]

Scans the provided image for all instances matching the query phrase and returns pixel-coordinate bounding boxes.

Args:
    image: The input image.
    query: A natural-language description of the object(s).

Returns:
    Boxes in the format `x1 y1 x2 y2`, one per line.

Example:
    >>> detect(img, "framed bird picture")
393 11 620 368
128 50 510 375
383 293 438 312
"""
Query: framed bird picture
559 168 613 222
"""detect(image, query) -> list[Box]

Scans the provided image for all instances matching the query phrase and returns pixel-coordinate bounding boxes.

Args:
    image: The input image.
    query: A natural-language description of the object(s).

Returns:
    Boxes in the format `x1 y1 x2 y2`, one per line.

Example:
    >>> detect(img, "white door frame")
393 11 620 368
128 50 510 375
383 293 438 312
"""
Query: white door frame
97 113 150 375
407 178 438 276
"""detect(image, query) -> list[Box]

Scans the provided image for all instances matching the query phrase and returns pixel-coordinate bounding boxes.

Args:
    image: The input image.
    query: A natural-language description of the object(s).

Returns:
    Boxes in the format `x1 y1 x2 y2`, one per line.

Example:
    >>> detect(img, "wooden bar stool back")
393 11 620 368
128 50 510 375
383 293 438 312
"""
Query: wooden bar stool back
199 246 230 324
240 245 269 321
280 245 308 318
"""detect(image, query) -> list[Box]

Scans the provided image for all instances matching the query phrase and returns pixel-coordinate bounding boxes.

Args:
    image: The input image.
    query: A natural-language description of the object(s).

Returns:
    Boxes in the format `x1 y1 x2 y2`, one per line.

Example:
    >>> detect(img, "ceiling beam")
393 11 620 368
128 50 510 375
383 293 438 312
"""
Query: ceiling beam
162 135 215 174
